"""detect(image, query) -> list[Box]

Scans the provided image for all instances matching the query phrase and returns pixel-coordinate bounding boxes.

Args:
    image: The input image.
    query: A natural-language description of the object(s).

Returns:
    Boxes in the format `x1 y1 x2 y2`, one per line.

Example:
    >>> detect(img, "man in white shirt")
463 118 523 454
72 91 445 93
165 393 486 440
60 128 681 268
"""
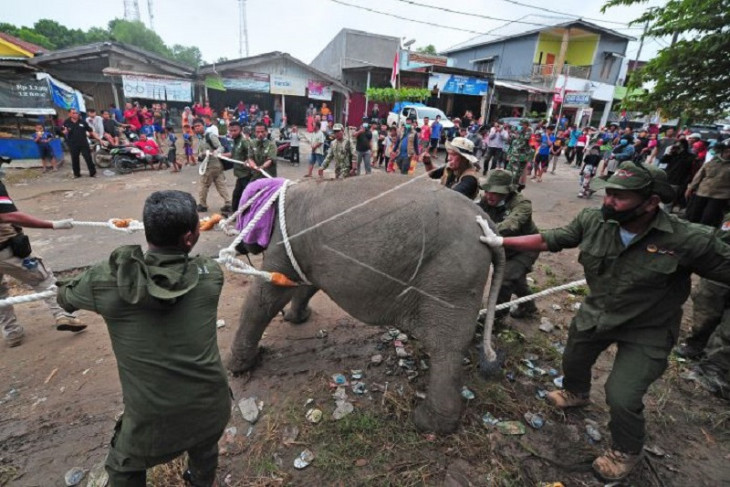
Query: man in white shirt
483 122 509 174
86 109 105 140
305 124 326 177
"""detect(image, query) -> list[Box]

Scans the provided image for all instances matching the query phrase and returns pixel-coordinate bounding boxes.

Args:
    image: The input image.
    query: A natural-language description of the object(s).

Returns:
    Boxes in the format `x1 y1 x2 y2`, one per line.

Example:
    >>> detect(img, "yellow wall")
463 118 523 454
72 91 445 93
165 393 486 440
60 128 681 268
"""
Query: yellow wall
0 39 32 58
533 32 599 66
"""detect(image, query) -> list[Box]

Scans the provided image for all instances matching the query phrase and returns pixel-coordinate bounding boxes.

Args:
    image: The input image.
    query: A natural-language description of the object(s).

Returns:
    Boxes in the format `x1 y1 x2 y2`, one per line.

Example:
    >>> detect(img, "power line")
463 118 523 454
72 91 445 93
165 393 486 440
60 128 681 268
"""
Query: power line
391 0 562 28
497 0 634 27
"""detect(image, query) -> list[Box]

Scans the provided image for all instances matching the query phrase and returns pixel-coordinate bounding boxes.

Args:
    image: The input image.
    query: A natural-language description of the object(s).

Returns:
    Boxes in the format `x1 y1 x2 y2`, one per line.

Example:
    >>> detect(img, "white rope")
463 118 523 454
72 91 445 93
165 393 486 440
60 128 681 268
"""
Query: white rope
0 289 56 308
278 180 310 284
73 219 145 233
218 189 265 236
479 279 587 316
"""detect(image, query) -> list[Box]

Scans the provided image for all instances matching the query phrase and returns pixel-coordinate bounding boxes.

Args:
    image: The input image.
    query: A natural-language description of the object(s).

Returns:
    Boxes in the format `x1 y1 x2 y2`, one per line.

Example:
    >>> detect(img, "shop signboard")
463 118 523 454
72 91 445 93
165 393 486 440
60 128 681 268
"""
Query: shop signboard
562 92 591 107
428 73 488 96
223 72 270 92
307 80 333 101
0 76 54 114
122 75 192 102
270 75 306 96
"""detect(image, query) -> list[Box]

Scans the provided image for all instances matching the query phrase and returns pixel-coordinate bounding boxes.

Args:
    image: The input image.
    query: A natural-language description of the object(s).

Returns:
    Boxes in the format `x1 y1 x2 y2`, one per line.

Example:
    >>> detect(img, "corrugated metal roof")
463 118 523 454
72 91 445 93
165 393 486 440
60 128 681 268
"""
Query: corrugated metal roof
0 32 48 56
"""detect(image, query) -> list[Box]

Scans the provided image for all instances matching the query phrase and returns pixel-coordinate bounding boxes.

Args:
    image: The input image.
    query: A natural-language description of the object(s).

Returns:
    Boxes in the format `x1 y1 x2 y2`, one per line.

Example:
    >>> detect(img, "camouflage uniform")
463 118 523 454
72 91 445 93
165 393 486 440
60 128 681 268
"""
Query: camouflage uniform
506 128 534 187
322 137 355 179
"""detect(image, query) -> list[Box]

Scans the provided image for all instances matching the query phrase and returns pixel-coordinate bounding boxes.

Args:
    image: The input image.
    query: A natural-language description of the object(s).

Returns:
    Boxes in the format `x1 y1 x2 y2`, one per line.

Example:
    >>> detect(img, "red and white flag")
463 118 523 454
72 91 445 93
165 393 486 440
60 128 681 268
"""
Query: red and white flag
390 50 400 88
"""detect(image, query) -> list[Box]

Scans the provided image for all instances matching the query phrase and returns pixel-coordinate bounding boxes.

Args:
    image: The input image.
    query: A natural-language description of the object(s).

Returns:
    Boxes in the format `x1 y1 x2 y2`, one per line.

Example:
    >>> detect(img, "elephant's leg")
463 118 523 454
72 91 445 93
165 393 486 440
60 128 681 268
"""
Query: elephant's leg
228 278 297 373
412 304 477 434
283 285 318 324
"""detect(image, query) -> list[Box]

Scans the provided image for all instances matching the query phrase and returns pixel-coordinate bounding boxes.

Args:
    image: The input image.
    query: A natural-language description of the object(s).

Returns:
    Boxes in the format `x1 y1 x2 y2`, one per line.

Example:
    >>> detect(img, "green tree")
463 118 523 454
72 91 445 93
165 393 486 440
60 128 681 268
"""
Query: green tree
109 19 170 57
85 26 112 43
603 0 730 121
16 27 55 49
0 23 19 36
415 44 437 55
171 44 203 67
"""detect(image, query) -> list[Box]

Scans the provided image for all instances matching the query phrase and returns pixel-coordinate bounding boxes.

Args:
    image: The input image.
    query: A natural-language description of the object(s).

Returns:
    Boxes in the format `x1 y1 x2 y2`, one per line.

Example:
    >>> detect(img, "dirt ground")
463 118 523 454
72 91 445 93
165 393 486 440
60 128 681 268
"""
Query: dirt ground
0 150 728 487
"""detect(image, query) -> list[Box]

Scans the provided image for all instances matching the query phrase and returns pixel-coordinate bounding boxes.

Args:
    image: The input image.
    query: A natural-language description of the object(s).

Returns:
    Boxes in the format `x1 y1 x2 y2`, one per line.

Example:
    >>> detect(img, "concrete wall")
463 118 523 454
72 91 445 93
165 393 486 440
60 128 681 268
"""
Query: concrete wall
448 34 538 81
310 31 346 79
342 31 399 70
590 34 628 85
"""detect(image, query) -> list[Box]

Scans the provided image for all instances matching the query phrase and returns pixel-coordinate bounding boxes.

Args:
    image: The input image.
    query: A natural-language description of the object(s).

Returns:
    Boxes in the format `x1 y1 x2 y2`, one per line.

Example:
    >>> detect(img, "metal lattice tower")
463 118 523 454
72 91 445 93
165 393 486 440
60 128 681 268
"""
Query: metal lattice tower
123 0 140 21
239 0 249 57
147 0 155 30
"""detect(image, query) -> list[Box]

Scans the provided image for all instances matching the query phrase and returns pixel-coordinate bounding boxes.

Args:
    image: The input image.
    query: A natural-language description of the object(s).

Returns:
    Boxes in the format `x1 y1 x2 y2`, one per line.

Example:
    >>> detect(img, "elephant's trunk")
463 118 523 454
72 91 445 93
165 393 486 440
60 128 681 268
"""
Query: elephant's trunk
481 222 506 366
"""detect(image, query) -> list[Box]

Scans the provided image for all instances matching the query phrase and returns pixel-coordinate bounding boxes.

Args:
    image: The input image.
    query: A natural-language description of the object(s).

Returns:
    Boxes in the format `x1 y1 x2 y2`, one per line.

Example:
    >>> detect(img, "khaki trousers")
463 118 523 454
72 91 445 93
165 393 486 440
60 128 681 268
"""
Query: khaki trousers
198 165 231 207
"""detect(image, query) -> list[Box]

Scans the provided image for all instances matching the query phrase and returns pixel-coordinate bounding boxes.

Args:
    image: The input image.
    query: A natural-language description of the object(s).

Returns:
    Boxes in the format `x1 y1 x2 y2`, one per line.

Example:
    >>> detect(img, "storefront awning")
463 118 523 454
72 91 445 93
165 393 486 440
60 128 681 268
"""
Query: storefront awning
494 80 552 94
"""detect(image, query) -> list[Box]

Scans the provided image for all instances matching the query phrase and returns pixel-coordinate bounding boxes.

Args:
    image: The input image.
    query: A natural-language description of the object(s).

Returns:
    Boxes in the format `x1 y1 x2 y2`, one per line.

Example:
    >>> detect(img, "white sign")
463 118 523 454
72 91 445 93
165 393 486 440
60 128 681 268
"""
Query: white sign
122 75 192 102
270 75 306 96
563 91 592 107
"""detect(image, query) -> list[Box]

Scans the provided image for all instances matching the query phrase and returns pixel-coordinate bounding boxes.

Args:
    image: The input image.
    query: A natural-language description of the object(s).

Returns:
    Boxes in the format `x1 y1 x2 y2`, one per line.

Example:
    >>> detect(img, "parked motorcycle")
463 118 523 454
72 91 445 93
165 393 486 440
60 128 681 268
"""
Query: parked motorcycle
90 139 117 168
110 135 163 174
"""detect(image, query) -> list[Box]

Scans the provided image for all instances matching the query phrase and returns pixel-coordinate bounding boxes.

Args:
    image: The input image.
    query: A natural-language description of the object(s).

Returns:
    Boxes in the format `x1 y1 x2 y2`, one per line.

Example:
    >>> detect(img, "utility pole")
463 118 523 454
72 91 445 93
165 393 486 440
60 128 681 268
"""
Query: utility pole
147 0 155 30
123 0 140 22
631 21 650 80
239 0 250 57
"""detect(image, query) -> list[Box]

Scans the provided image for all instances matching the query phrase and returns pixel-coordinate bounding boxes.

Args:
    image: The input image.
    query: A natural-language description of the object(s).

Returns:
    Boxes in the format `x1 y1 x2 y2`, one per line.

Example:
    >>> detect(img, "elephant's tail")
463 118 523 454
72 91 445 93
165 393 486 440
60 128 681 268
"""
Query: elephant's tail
482 224 506 365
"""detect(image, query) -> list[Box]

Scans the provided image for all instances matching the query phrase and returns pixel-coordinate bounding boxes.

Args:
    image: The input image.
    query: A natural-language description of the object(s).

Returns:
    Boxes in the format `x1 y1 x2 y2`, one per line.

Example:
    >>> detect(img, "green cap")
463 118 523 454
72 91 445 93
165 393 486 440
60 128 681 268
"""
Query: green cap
480 169 514 194
592 161 675 203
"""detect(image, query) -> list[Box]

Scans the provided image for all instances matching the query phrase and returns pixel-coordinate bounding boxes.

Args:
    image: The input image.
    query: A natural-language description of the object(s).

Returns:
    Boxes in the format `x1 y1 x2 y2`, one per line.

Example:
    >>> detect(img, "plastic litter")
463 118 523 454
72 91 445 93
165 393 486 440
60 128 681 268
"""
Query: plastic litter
351 369 363 380
371 354 383 365
332 387 348 401
398 358 416 370
393 340 404 348
64 467 86 486
524 412 545 429
415 391 427 399
585 419 602 442
461 386 475 400
573 302 582 310
506 371 516 382
462 357 471 366
316 329 328 339
332 373 347 385
304 398 314 407
216 319 225 328
539 317 555 333
551 304 562 311
352 382 367 395
482 412 500 426
524 353 539 361
396 333 408 342
239 397 260 424
420 359 430 370
333 400 354 420
395 347 410 358
644 445 667 457
552 342 566 354
496 421 526 435
84 462 108 487
305 408 322 423
294 449 315 469
388 328 400 338
553 376 564 388
102 169 116 177
548 368 560 377
536 389 548 400
282 425 299 445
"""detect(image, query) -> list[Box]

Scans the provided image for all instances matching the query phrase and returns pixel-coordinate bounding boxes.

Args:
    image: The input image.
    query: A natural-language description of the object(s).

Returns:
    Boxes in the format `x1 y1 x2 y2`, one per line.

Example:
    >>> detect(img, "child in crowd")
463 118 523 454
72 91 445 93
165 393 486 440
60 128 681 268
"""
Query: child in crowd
578 145 602 198
183 125 195 166
140 119 155 139
34 123 58 172
289 125 300 165
166 127 182 173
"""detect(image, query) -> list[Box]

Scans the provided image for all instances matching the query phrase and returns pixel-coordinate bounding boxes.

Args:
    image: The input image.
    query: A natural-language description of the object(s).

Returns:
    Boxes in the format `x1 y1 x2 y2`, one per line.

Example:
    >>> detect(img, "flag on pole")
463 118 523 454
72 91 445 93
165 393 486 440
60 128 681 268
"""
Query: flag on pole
390 50 400 88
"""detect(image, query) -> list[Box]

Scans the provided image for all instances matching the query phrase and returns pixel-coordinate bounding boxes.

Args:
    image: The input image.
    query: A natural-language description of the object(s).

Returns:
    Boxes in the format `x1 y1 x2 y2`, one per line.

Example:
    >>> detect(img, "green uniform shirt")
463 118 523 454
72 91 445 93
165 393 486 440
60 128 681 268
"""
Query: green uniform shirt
322 137 354 175
479 193 539 264
542 208 730 346
57 246 231 457
197 132 223 171
248 138 277 180
231 135 251 179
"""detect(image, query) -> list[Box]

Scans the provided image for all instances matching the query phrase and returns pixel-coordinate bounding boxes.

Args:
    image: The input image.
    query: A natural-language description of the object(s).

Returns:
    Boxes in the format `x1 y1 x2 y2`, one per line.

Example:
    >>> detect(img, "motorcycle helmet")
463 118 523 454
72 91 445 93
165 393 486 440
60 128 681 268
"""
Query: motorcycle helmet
128 133 139 142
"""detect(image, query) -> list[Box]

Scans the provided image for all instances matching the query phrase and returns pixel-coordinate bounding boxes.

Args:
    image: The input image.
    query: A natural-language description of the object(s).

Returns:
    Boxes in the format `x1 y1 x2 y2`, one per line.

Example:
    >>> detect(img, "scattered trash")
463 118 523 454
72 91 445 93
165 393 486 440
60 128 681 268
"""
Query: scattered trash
388 328 400 337
406 370 419 381
395 347 410 358
3 388 19 402
573 302 582 310
518 366 537 378
644 445 667 457
219 427 239 455
420 359 430 370
461 386 475 400
462 357 471 366
44 368 59 384
585 419 602 443
31 397 47 408
354 458 369 467
551 304 562 311
548 368 560 377
482 412 500 426
524 353 539 362
505 372 516 382
84 462 108 487
396 333 408 343
293 449 315 469
371 354 383 365
333 400 354 420
536 389 548 400
527 277 535 284
305 408 322 423
393 340 404 348
553 376 564 388
332 387 348 401
352 382 367 395
524 412 545 430
64 467 86 486
273 452 284 468
496 421 526 435
398 358 416 370
316 329 328 339
551 342 566 354
331 373 347 385
246 426 253 437
102 169 116 177
239 397 260 424
304 398 314 407
282 425 299 446
82 368 91 375
216 319 226 328
351 369 363 380
415 391 427 400
521 359 536 369
539 317 555 333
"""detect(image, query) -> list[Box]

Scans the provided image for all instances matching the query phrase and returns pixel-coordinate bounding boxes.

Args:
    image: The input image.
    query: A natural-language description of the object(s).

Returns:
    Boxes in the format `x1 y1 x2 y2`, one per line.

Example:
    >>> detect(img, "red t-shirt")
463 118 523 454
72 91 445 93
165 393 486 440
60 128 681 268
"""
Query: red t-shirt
420 124 431 141
124 109 141 130
133 139 159 156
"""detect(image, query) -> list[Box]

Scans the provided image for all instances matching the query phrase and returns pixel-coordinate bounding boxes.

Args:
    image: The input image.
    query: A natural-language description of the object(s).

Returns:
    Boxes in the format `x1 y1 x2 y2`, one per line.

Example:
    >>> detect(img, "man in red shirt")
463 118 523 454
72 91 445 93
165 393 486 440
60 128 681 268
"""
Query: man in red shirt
123 103 141 133
133 134 166 169
420 116 432 156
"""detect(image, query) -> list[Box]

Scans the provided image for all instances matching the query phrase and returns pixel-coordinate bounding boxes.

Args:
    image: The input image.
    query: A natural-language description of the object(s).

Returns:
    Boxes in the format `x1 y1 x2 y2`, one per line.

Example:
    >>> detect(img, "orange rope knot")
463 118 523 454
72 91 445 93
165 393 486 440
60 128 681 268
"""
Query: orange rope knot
200 214 223 231
269 272 298 287
111 218 134 228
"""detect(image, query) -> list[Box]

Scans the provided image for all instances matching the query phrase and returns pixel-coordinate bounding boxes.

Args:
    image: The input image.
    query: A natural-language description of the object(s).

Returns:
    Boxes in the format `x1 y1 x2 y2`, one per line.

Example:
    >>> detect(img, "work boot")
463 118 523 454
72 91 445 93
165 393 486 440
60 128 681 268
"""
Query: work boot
3 329 24 348
592 449 643 481
675 342 704 360
546 389 590 408
510 301 538 319
220 204 232 213
55 315 87 333
196 204 208 212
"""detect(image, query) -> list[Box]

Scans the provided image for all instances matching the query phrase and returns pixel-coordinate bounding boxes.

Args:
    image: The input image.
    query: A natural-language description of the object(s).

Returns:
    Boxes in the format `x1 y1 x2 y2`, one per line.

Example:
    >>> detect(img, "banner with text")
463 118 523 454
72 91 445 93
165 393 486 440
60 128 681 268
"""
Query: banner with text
222 73 270 93
0 76 54 114
270 75 306 96
307 80 333 101
428 73 488 96
122 75 192 102
562 92 591 107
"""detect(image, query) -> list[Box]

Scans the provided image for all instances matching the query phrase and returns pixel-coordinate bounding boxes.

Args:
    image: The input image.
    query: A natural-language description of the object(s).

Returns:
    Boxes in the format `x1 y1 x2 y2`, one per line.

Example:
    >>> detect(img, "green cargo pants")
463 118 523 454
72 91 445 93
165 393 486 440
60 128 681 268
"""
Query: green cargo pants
105 427 222 487
702 307 730 381
562 320 671 454
688 279 730 351
496 254 538 318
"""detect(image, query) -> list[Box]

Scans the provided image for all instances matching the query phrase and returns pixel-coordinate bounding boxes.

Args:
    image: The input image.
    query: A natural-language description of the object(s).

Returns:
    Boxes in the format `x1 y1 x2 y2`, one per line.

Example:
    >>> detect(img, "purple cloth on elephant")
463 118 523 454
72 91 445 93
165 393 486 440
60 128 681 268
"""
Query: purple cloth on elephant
236 177 286 248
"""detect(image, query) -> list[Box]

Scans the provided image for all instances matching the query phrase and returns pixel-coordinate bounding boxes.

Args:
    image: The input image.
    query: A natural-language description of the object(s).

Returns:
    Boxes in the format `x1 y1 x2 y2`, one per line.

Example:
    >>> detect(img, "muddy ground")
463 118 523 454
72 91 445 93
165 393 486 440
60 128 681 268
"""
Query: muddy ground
0 149 728 487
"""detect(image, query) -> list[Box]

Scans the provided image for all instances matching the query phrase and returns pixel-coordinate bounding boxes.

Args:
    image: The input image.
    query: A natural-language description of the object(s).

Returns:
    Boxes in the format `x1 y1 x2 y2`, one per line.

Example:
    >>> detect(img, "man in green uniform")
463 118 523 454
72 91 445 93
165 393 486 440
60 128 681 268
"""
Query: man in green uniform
193 118 232 213
57 190 231 487
505 120 534 191
477 169 539 321
247 121 277 181
477 161 730 481
226 121 251 212
319 123 355 179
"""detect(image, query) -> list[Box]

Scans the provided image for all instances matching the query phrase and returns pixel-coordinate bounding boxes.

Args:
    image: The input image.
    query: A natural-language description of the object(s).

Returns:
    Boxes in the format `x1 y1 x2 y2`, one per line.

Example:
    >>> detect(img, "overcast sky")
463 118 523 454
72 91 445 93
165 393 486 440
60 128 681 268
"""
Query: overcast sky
4 0 668 64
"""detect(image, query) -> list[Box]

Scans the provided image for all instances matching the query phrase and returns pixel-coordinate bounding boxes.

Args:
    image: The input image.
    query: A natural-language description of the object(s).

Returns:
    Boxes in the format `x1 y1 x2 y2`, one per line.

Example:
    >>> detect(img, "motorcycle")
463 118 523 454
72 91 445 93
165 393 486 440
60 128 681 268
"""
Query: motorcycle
90 139 119 168
276 128 293 162
110 145 149 174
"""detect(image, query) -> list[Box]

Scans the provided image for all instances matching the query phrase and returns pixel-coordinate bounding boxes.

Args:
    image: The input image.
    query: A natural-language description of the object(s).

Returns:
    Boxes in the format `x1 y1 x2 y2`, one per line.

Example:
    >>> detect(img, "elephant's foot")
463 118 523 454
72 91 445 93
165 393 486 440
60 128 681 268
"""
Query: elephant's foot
412 401 461 434
227 348 262 375
283 306 311 325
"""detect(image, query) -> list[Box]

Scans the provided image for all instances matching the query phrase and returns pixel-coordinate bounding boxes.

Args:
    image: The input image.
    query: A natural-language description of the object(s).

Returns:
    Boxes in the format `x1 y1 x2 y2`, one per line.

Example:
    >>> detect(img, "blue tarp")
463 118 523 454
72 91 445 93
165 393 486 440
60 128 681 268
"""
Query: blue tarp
48 77 80 111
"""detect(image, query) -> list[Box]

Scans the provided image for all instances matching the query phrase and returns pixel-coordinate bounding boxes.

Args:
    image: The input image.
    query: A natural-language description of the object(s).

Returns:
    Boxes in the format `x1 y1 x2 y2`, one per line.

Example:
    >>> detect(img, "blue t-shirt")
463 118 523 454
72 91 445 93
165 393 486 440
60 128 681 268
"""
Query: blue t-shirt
238 111 249 123
430 122 442 140
111 108 123 123
141 124 155 138
183 133 192 146
168 133 177 144
538 134 554 156
34 130 54 147
568 129 580 147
